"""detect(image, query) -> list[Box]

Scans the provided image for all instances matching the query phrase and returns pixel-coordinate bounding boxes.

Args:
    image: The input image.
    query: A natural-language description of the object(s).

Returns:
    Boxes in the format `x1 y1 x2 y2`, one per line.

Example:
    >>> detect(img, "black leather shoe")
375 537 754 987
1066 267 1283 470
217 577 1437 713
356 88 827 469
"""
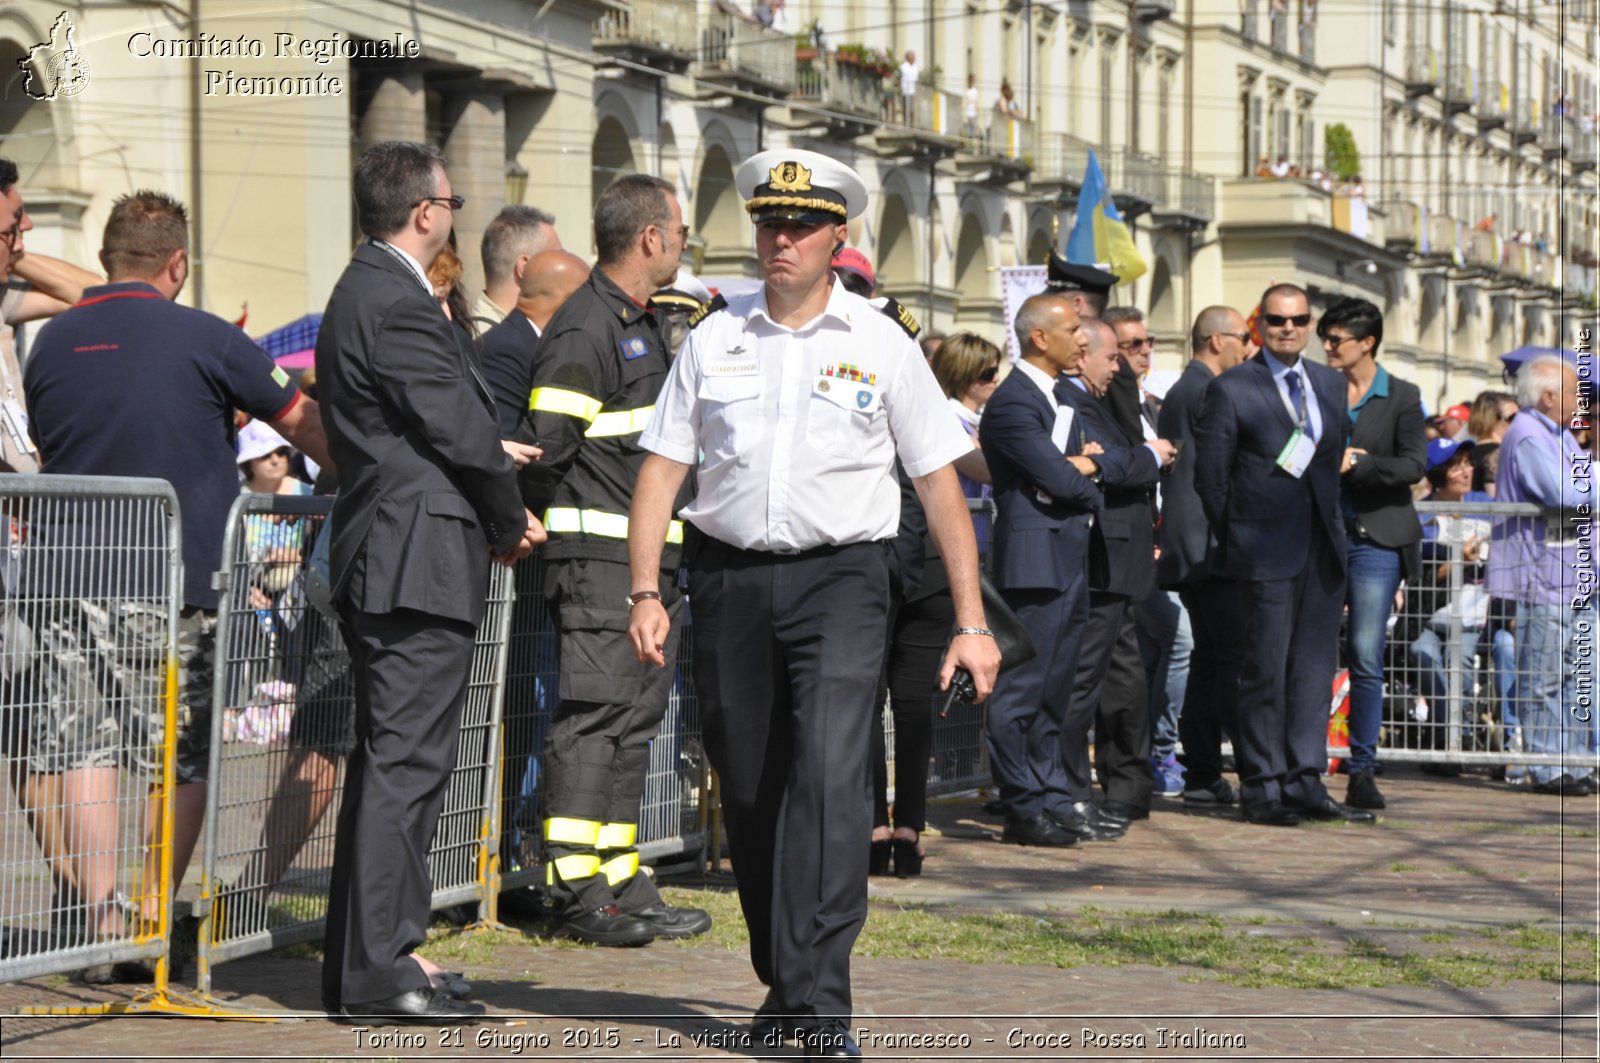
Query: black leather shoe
555 905 656 947
1346 770 1386 810
1292 797 1377 823
431 971 472 1000
1046 807 1102 842
1002 811 1078 847
340 986 485 1025
1100 799 1148 822
1535 774 1597 796
802 1020 863 1059
630 902 712 939
1241 800 1301 826
750 989 800 1045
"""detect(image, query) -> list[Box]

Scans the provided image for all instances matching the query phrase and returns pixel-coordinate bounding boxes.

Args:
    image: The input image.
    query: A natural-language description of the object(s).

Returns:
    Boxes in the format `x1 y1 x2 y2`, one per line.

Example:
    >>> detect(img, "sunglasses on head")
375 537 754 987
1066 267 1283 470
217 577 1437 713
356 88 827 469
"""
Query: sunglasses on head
977 365 1000 383
1263 313 1312 328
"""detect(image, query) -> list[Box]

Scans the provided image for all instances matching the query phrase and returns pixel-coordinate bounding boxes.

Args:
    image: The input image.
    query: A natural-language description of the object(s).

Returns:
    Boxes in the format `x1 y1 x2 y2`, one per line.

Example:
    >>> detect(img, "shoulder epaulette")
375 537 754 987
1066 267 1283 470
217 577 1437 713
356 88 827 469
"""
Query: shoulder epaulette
687 294 727 330
878 297 921 339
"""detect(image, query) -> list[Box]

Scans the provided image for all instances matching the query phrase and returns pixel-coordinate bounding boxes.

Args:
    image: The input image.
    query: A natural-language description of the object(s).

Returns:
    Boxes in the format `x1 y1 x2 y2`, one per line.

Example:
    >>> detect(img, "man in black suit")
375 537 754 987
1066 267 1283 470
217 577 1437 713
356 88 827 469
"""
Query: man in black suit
1056 319 1175 837
1156 306 1254 806
477 249 591 434
316 140 543 1023
979 292 1104 847
1193 283 1373 827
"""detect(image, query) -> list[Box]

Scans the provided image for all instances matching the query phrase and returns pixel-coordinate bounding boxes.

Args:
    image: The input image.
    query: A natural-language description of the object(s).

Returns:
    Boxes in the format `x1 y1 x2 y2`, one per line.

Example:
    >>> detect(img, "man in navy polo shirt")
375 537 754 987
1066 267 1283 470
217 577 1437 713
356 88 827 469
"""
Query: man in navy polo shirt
22 189 331 981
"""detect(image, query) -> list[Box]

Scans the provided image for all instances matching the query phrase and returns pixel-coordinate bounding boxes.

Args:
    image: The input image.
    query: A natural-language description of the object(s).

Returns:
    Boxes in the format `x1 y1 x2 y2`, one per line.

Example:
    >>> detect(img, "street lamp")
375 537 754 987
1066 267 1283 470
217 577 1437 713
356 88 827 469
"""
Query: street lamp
505 159 529 206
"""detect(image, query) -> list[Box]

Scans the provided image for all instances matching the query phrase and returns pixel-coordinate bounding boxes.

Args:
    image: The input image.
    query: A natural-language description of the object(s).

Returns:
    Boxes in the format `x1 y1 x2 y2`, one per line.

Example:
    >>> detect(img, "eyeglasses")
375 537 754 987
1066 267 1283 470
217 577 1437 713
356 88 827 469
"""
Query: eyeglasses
1117 337 1155 351
1263 313 1313 328
977 365 1000 383
1321 333 1362 349
414 194 466 212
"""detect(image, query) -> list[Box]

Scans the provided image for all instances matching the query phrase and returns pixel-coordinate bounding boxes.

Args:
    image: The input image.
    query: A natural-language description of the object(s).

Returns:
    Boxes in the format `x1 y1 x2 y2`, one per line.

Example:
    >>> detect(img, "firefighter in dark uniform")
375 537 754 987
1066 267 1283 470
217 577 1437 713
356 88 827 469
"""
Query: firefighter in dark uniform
626 149 1001 1059
517 174 711 946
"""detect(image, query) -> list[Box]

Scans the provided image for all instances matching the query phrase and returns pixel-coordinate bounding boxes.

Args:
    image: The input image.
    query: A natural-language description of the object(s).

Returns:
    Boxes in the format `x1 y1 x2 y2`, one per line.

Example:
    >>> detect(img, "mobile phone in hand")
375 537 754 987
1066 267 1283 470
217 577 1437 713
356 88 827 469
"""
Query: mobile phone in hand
940 667 979 717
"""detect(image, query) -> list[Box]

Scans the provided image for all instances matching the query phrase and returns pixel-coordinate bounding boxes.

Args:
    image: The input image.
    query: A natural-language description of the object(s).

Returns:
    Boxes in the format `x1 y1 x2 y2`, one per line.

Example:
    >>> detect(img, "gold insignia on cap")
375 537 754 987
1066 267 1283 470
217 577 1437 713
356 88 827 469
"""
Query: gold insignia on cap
768 161 814 193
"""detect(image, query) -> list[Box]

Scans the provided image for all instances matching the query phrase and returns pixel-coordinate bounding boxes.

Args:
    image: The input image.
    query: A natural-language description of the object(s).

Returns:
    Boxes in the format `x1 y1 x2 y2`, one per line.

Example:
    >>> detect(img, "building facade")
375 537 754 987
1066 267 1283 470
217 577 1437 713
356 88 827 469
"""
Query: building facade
3 0 1593 406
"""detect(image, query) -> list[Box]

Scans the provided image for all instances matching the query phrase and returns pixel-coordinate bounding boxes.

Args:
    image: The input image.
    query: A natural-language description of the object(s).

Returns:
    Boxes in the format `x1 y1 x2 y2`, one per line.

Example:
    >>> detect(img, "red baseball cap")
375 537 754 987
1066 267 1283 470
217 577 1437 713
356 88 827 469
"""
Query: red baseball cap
1443 404 1471 422
831 247 875 290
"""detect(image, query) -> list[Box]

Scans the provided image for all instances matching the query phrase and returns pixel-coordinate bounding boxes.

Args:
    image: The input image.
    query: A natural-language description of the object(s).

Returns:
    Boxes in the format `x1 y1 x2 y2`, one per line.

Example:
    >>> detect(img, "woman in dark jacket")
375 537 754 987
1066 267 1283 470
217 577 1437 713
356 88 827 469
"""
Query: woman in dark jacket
1320 296 1427 811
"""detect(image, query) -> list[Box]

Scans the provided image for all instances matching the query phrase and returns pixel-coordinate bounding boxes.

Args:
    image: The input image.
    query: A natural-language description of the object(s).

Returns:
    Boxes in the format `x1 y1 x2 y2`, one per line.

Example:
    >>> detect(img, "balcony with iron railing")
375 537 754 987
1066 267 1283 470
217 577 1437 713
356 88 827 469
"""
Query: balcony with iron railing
1030 131 1096 192
1151 169 1217 229
1270 6 1289 52
1541 113 1572 161
1462 228 1502 273
1404 44 1439 96
876 83 965 155
1107 148 1166 214
699 9 796 96
1241 0 1259 42
1384 202 1424 253
593 0 699 67
1475 80 1508 129
1509 98 1539 143
793 49 883 123
1443 63 1475 114
1573 127 1598 171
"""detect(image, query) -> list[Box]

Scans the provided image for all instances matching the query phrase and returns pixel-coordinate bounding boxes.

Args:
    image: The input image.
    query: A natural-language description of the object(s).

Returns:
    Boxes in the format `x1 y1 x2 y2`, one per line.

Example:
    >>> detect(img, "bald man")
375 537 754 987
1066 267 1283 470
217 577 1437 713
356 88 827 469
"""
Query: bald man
479 249 592 434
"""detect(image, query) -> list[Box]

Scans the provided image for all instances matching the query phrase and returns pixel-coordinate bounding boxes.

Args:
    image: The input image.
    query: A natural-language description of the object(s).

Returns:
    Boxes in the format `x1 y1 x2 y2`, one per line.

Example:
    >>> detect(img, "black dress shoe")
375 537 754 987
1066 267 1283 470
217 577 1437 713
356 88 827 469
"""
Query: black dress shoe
801 1020 862 1059
1046 807 1101 842
1100 799 1149 822
1002 811 1078 847
1292 797 1377 823
750 990 801 1044
630 901 712 939
1241 800 1301 827
341 986 485 1025
1346 769 1387 810
1534 774 1597 796
982 797 1007 816
868 839 892 875
555 904 656 947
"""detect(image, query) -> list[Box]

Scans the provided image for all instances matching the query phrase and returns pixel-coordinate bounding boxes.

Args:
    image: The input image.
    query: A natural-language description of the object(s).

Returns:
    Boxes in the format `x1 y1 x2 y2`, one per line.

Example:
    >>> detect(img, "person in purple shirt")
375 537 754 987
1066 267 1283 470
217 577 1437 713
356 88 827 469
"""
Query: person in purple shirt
1486 355 1596 795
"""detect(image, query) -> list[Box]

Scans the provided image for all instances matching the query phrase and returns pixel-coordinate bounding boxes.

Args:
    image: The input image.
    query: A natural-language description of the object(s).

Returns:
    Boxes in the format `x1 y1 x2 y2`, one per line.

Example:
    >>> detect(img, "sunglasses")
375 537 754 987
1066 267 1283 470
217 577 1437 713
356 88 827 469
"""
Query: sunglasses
977 365 1000 383
415 194 466 212
1263 313 1312 328
1118 337 1154 351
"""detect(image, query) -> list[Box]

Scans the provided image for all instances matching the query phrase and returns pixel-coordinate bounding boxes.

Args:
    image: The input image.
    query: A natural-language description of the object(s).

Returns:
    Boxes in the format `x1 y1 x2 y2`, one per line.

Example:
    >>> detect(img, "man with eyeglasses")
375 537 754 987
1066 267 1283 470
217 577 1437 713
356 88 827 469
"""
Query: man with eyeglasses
514 173 712 948
1156 307 1255 809
316 141 542 1023
1194 283 1373 827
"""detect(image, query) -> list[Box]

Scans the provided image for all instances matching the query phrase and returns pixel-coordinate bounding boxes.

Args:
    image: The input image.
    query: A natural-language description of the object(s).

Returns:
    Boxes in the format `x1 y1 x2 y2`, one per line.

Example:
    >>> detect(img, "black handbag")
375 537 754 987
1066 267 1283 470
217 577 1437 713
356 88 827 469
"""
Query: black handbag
942 572 1036 709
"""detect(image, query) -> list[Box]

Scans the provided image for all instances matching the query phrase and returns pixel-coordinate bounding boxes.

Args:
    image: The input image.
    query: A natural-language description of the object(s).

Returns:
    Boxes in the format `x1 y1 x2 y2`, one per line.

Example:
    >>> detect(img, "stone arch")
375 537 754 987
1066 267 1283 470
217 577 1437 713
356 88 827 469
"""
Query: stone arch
998 214 1018 268
877 192 918 293
953 211 991 301
658 121 680 192
591 115 637 210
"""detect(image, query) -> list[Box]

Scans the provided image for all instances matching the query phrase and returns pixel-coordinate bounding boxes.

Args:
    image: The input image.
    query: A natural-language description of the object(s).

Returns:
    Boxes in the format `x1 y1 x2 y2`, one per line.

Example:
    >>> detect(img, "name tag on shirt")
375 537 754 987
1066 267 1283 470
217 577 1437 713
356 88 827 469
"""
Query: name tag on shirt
705 360 759 377
814 377 881 416
1276 428 1316 479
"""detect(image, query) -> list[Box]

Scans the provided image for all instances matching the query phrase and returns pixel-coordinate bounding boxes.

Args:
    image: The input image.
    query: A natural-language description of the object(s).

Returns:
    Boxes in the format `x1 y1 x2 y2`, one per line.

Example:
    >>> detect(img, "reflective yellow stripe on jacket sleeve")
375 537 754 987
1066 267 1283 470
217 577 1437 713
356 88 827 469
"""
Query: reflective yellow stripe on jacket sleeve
544 507 683 544
586 406 656 438
529 387 603 423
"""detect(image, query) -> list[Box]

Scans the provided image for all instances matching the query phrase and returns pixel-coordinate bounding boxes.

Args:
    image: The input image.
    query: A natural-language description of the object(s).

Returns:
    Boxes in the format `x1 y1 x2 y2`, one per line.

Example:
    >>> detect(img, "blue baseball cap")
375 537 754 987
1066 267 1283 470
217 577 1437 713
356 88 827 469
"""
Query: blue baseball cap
1426 436 1475 473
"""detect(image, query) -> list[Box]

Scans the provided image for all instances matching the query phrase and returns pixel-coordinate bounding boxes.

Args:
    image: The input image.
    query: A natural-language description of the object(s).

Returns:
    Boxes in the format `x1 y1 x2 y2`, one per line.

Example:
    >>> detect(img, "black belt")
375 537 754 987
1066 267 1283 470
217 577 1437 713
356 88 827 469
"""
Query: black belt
703 535 886 562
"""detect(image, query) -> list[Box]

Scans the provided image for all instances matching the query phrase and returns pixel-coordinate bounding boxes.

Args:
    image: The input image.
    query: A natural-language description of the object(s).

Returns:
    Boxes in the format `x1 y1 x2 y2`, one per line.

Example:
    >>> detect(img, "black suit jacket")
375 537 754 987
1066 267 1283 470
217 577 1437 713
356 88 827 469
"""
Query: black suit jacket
1344 369 1427 578
1058 377 1160 599
1193 352 1349 582
1155 359 1219 587
316 242 525 626
1103 360 1145 445
979 368 1102 593
478 310 541 436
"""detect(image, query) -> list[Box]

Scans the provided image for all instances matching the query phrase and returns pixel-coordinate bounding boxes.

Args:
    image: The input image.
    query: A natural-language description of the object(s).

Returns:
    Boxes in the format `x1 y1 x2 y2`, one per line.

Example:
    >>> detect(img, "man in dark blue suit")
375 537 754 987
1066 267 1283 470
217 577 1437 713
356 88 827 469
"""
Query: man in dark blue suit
979 293 1103 847
1193 283 1374 826
1055 319 1175 838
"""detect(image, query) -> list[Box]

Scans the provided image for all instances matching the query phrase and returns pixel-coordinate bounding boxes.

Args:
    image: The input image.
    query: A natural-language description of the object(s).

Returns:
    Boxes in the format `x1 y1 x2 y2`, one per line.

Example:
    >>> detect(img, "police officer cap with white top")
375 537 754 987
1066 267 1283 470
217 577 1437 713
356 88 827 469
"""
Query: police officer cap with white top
625 148 1000 1061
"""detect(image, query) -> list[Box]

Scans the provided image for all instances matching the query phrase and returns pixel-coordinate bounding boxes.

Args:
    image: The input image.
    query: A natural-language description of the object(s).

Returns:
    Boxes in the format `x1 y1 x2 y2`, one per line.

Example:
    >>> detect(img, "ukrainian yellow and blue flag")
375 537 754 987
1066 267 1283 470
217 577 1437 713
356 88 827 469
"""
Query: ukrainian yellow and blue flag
1065 150 1147 284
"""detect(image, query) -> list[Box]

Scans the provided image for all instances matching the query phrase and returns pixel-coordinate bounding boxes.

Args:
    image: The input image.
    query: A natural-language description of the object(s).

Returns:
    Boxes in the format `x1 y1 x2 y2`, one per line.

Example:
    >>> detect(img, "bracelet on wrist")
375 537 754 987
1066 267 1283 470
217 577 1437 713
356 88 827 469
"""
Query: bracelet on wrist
953 626 994 638
627 590 662 608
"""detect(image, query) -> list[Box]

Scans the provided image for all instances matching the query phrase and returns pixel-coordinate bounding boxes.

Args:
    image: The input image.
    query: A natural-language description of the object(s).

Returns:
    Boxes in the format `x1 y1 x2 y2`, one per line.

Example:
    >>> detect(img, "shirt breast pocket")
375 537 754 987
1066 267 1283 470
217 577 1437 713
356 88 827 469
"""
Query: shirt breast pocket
697 374 763 462
805 378 884 463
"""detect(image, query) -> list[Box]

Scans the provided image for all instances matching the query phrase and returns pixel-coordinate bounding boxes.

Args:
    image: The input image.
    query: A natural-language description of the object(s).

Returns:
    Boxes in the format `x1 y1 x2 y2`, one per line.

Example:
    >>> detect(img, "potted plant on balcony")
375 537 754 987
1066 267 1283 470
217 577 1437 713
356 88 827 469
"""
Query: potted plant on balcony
795 19 819 63
1324 123 1362 182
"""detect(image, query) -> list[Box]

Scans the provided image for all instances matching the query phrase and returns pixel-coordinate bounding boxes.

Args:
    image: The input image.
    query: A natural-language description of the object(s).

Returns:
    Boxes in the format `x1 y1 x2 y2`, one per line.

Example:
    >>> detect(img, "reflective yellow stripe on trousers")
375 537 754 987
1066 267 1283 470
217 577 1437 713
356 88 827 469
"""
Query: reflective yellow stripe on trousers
544 508 683 544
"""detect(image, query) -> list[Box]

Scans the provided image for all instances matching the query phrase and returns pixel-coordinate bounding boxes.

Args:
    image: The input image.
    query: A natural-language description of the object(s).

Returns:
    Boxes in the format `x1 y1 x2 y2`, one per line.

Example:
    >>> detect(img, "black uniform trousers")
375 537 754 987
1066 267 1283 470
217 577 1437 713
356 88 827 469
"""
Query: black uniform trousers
543 556 682 915
322 605 476 1009
1228 535 1346 809
1175 580 1242 790
986 585 1089 820
688 537 890 1027
1060 594 1153 811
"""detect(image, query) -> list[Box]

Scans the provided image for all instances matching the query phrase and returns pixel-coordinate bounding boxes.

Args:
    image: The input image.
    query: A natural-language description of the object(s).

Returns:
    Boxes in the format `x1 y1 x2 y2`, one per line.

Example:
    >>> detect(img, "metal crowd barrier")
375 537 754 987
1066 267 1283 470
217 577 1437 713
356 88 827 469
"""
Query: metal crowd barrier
1341 499 1599 773
0 475 185 1012
193 493 515 997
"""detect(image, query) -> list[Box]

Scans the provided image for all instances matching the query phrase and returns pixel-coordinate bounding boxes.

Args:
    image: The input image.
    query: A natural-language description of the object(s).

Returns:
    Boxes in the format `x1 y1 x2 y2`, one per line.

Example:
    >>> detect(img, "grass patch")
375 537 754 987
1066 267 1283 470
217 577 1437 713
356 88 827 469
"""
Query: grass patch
663 888 1594 989
1388 862 1421 872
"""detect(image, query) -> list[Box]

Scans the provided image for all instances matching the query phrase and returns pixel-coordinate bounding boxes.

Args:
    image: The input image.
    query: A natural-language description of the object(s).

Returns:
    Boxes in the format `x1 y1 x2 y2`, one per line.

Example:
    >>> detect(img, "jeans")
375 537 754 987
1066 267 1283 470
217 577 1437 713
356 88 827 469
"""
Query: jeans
1343 538 1404 773
1517 599 1599 784
1136 589 1192 760
1408 623 1510 747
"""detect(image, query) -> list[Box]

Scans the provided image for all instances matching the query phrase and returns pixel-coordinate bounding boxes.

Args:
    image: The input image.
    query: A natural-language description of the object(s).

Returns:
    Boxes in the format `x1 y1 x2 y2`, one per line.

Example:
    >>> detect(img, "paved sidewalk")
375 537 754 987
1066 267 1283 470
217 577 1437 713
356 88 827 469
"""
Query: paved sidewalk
3 768 1597 1061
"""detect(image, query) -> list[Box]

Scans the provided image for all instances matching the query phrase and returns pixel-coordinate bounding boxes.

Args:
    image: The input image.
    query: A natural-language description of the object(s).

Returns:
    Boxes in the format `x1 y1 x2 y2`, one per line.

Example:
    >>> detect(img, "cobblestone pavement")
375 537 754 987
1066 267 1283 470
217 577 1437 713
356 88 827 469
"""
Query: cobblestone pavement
3 768 1597 1061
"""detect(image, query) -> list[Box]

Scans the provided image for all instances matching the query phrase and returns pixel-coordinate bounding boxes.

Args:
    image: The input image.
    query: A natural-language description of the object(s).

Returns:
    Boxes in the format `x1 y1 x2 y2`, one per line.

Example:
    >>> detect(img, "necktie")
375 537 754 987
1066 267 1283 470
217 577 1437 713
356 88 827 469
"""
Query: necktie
1285 369 1315 442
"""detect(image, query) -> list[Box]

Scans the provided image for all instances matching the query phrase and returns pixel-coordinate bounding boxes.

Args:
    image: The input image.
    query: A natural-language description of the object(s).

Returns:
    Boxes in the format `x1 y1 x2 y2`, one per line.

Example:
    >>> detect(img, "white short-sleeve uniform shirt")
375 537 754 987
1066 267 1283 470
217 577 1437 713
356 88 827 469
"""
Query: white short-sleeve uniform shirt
640 282 972 552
